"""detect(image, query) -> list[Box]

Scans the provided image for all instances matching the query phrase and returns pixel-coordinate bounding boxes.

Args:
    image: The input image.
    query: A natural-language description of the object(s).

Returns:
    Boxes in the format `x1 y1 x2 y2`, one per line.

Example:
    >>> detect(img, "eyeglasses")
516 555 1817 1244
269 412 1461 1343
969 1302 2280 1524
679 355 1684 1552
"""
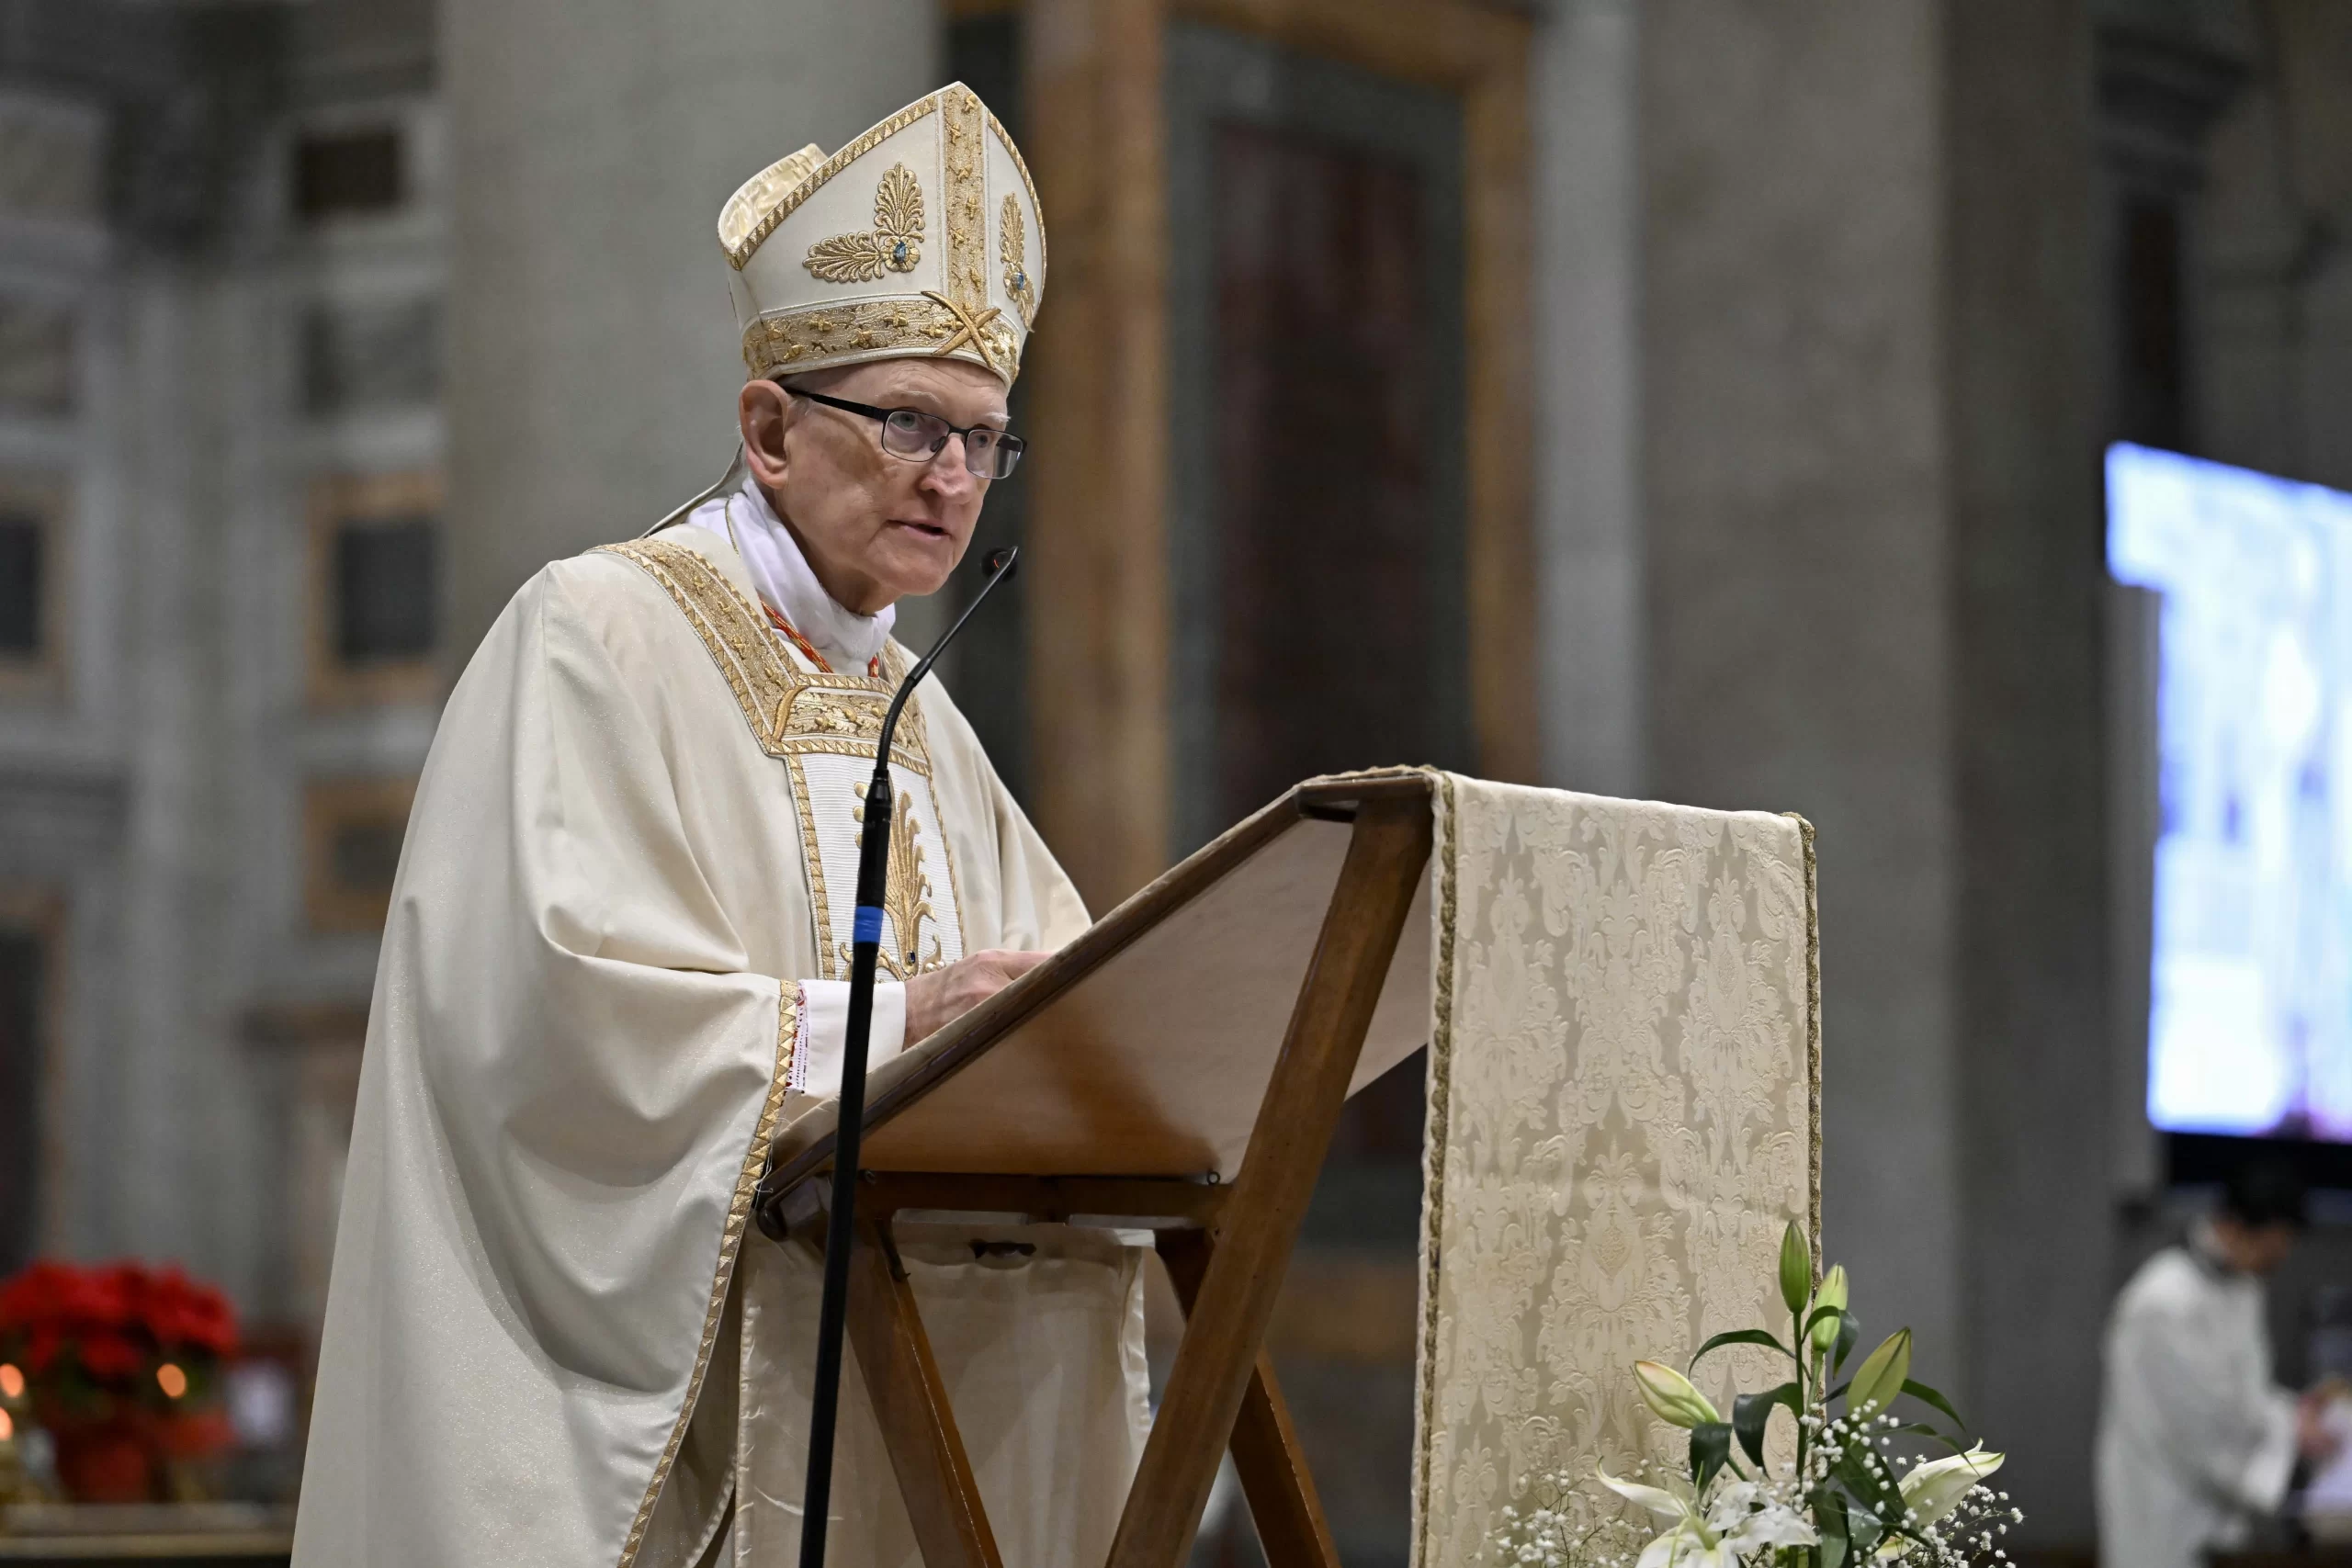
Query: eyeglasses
789 389 1027 479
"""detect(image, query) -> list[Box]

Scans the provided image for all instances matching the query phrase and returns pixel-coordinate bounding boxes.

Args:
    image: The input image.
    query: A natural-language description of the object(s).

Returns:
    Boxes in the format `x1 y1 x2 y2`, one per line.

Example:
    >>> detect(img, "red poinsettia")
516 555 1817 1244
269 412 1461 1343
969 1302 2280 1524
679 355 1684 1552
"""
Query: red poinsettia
0 1259 238 1376
0 1259 242 1500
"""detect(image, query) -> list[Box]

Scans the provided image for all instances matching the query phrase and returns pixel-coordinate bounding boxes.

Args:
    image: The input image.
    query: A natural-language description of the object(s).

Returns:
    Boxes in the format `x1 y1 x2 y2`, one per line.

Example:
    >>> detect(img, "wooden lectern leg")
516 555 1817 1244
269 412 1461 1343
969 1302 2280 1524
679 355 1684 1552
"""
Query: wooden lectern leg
842 1212 1005 1568
1156 1229 1340 1568
1108 797 1433 1568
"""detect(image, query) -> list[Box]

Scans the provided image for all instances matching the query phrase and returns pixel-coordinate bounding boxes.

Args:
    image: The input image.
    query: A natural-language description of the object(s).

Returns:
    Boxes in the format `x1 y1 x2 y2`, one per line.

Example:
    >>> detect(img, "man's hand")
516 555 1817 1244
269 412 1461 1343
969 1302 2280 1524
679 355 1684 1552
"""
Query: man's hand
903 948 1050 1044
2301 1384 2349 1465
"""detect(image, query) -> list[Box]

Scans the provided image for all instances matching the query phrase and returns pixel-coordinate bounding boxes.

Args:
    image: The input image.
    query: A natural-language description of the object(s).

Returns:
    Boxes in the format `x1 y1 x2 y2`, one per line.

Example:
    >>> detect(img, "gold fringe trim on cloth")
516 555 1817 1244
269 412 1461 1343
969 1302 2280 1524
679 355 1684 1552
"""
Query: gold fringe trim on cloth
1408 767 1458 1568
1785 811 1824 1261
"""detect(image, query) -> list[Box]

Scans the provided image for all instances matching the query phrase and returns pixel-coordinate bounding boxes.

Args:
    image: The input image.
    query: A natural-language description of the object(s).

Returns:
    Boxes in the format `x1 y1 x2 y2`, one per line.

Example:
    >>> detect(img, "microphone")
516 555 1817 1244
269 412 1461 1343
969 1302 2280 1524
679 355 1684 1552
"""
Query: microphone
788 544 1019 1568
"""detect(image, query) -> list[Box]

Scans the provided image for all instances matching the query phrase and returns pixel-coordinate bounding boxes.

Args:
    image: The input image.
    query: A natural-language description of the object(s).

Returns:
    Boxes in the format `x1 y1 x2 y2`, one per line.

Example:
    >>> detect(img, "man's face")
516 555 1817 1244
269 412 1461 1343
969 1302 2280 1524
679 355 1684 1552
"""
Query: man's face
2214 1216 2301 1277
739 356 1007 615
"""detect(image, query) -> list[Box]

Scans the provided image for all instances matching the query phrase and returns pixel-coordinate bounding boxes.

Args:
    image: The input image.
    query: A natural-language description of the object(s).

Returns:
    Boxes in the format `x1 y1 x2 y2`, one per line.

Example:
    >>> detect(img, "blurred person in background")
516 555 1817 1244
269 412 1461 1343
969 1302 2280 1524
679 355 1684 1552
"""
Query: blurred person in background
2097 1159 2341 1568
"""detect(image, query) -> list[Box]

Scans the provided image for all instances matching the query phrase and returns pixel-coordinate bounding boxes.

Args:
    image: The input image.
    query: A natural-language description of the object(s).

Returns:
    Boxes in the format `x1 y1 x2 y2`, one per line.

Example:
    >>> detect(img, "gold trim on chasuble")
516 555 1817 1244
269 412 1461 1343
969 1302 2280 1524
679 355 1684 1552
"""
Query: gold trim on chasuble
592 537 967 984
617 987 800 1568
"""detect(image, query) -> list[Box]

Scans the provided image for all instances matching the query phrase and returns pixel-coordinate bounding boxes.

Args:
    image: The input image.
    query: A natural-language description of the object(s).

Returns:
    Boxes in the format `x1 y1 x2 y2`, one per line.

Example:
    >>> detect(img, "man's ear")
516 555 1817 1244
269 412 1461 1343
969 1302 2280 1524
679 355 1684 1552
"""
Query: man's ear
740 379 793 489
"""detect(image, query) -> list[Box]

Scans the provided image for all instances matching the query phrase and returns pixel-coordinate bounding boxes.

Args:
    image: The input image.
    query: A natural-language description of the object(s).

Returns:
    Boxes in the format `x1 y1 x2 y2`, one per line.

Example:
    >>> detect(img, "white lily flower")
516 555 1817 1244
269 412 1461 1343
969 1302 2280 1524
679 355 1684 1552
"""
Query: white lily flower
1598 1470 1689 1522
1706 1479 1819 1553
1600 1470 1817 1568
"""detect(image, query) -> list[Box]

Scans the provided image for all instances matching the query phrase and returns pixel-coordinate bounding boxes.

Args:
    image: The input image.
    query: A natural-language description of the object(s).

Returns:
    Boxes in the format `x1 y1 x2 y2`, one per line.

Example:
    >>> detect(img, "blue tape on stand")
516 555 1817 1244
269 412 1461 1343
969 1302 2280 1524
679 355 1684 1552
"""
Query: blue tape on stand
853 906 885 945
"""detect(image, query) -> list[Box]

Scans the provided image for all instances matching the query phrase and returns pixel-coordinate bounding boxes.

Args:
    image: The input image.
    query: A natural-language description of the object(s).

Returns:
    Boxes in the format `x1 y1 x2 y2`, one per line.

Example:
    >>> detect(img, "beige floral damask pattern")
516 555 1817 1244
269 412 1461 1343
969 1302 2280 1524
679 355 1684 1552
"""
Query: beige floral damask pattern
1412 779 1820 1567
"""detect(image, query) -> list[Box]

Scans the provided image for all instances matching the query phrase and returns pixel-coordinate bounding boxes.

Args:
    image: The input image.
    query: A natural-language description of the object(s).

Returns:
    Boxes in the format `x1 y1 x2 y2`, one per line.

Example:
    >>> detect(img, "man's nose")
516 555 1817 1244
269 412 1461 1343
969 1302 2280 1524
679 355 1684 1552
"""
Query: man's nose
922 435 978 494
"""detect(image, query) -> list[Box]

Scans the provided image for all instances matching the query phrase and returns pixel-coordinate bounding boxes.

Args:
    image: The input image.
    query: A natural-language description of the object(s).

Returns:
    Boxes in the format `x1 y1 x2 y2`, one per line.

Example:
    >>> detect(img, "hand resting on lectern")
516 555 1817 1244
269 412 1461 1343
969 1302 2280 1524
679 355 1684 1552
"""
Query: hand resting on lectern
904 948 1051 1046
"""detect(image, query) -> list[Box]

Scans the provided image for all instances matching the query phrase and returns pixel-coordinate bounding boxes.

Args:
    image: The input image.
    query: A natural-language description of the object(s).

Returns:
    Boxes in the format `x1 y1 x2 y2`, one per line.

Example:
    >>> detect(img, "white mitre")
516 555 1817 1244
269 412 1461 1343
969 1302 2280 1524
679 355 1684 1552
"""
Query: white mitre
720 82 1045 386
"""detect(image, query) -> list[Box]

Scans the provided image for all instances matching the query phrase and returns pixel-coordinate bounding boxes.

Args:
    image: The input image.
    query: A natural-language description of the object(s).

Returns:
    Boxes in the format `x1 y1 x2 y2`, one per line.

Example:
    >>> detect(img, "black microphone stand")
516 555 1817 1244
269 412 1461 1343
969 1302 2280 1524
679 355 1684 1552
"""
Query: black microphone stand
787 545 1019 1568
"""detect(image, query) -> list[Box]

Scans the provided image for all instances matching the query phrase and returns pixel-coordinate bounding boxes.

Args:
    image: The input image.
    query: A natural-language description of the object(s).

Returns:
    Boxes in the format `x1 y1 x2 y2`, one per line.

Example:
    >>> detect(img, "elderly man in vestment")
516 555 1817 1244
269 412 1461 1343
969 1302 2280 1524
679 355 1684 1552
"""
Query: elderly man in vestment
293 86 1147 1568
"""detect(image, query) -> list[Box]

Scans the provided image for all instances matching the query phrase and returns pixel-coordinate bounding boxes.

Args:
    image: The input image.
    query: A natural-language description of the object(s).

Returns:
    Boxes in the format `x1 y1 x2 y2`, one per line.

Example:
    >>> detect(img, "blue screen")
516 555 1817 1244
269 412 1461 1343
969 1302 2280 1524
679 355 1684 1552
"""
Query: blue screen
2109 442 2352 1140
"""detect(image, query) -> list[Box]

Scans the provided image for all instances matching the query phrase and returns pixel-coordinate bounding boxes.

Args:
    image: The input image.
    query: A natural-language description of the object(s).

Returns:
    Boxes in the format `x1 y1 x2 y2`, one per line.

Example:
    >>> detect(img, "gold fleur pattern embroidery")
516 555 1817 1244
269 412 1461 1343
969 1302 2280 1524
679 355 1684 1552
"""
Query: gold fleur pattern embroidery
725 96 937 271
1001 196 1035 327
841 783 944 980
803 163 925 284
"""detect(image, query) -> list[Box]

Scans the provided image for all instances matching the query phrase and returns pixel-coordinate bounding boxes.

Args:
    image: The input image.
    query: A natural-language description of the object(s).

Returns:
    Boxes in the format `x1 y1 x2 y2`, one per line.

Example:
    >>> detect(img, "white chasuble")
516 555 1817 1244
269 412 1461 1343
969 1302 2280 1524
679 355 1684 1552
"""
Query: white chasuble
292 525 1145 1568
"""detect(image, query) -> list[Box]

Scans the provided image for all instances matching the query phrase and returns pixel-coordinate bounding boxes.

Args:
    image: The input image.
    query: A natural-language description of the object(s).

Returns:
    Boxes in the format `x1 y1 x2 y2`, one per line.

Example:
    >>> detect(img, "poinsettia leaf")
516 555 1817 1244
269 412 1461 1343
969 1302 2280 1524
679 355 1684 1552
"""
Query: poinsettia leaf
1734 1382 1800 1469
1901 1377 1968 1432
1690 1420 1733 1495
1690 1327 1793 1369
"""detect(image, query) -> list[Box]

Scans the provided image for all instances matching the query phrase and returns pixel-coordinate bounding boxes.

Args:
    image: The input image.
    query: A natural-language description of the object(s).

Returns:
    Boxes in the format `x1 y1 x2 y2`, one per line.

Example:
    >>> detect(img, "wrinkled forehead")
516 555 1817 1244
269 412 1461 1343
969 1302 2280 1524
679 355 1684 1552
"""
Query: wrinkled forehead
805 356 1011 424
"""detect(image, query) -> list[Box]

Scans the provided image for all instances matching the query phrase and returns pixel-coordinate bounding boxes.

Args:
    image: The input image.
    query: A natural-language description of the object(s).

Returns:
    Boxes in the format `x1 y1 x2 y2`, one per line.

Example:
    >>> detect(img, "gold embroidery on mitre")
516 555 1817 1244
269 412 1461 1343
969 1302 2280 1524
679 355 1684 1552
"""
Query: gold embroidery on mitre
804 163 926 284
941 89 988 313
745 297 1007 379
921 289 1011 378
726 96 938 272
719 144 826 256
1001 196 1035 327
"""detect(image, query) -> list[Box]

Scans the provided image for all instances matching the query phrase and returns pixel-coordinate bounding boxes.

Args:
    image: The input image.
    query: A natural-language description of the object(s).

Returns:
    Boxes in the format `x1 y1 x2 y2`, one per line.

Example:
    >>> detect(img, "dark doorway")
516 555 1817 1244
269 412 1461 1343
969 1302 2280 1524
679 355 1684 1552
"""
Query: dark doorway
0 925 45 1275
1168 26 1470 853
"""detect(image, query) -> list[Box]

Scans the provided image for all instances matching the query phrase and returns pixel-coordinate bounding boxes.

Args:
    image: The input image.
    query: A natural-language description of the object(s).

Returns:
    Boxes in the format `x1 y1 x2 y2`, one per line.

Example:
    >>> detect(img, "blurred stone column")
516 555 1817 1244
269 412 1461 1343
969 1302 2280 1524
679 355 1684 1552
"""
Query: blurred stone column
1532 0 1643 799
1639 0 2104 1546
444 0 940 661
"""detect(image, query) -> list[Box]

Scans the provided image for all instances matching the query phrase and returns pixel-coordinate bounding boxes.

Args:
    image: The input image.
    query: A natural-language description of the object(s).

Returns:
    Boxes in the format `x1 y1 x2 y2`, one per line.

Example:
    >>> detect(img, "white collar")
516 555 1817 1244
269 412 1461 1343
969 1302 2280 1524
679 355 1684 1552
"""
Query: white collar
686 477 895 672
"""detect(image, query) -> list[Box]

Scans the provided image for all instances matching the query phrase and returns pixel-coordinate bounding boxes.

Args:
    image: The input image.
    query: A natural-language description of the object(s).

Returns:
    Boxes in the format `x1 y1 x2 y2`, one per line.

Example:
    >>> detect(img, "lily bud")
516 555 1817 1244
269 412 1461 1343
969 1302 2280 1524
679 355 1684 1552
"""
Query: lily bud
1634 1359 1722 1430
1896 1446 2004 1529
1848 1328 1912 1420
1779 1222 1813 1314
1808 1265 1849 1355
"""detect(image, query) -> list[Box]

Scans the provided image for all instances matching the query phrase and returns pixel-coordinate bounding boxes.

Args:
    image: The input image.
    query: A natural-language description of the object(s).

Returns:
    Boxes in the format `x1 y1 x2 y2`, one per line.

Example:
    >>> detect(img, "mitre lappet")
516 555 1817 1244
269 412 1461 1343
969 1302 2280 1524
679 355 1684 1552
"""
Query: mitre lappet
719 81 1046 386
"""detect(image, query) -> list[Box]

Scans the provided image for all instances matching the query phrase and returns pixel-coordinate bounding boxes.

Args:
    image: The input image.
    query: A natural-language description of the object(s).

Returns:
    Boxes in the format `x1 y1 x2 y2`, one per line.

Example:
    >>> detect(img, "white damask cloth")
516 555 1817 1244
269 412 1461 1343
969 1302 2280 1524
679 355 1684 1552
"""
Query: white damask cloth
1409 776 1822 1567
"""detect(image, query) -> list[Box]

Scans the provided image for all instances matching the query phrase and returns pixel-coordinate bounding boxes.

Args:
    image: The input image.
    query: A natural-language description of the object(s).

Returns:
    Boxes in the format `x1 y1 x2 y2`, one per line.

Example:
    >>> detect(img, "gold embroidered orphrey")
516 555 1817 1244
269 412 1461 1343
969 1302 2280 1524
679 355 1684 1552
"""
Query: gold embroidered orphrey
592 536 964 984
804 162 926 284
1001 195 1035 327
592 538 932 772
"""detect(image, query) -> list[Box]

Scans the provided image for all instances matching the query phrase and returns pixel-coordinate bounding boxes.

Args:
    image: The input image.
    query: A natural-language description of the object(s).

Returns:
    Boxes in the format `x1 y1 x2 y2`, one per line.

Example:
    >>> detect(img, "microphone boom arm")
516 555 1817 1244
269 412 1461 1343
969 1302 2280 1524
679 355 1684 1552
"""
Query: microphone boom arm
784 545 1019 1568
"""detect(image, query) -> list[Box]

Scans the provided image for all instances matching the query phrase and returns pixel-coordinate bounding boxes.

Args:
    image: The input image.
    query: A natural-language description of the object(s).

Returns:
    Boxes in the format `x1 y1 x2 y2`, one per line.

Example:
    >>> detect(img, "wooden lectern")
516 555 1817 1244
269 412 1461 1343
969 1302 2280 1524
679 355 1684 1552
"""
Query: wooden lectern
753 771 1440 1568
